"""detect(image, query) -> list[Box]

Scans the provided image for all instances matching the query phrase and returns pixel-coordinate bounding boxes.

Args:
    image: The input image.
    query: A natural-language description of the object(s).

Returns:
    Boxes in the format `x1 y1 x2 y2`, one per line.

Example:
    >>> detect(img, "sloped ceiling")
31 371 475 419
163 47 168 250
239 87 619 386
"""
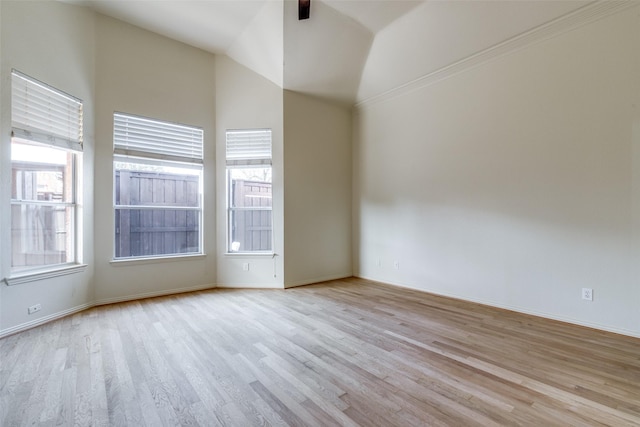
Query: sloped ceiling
81 0 269 53
283 0 373 105
70 0 593 106
357 0 593 102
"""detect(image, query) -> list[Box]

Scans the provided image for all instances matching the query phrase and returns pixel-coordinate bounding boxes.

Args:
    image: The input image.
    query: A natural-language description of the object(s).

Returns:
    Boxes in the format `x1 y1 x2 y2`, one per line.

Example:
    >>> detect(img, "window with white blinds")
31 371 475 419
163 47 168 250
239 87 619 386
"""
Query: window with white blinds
113 112 204 260
10 71 83 275
226 129 273 253
11 70 83 151
114 113 203 164
226 129 272 166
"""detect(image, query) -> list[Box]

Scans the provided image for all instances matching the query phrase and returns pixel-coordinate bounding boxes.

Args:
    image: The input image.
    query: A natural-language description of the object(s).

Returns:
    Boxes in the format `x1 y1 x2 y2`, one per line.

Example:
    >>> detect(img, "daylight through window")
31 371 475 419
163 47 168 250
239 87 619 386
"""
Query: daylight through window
226 129 273 253
113 113 204 259
10 71 83 273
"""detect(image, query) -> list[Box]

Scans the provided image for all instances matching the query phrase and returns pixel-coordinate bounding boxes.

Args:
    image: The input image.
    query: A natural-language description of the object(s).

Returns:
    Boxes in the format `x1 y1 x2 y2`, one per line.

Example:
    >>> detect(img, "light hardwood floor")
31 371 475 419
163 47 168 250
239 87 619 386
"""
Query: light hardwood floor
1 277 639 426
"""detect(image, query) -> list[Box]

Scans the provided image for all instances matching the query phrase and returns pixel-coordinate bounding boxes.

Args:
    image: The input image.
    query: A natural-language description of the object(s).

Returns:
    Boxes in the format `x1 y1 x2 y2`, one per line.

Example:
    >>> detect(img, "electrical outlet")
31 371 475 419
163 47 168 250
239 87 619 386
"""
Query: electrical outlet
393 260 399 269
28 304 42 315
242 262 250 271
376 258 381 267
582 288 593 301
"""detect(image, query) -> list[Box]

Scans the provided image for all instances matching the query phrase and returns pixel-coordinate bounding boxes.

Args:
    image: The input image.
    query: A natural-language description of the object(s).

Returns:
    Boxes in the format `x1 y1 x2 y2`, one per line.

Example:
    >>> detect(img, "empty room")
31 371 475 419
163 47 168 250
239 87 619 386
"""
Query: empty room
1 0 639 425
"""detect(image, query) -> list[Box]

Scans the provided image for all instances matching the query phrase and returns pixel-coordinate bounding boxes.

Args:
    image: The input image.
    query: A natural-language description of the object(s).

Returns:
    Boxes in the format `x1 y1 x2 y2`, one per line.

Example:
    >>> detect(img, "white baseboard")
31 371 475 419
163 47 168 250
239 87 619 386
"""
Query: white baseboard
284 273 353 289
0 284 217 338
216 283 284 289
0 303 93 339
357 275 640 339
94 283 217 306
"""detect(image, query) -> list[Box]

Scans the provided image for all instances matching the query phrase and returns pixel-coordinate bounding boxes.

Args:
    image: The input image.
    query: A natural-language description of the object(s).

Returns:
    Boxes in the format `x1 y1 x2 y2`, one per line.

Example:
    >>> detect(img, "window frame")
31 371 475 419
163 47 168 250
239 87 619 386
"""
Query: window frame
225 129 273 254
112 113 204 261
10 139 80 274
8 70 84 278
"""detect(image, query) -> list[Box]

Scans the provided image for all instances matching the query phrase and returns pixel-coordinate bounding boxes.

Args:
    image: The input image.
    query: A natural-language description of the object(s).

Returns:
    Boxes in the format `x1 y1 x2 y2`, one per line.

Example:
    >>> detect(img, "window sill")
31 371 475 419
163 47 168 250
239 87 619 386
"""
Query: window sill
225 252 276 258
3 264 88 286
110 253 207 267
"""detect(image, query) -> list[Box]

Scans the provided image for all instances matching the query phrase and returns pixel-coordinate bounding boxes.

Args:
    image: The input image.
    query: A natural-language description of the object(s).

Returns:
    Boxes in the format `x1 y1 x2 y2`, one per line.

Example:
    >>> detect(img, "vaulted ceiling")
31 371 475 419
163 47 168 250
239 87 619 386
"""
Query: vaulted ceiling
70 0 593 106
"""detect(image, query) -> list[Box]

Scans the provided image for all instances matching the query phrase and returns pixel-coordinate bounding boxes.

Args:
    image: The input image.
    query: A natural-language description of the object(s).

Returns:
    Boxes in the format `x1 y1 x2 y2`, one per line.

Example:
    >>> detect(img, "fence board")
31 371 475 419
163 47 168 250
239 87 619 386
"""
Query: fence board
115 170 199 258
231 179 272 252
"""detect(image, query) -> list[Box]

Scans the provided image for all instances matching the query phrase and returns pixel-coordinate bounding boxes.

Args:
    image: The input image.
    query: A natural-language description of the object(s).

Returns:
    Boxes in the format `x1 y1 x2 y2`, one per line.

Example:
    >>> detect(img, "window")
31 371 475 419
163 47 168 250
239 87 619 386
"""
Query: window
113 113 203 259
226 129 272 253
10 71 83 273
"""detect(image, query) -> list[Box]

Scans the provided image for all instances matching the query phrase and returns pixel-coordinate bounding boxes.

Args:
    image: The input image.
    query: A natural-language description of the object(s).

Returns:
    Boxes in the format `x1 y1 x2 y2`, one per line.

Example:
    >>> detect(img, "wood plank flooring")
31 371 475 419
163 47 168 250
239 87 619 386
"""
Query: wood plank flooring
1 277 639 426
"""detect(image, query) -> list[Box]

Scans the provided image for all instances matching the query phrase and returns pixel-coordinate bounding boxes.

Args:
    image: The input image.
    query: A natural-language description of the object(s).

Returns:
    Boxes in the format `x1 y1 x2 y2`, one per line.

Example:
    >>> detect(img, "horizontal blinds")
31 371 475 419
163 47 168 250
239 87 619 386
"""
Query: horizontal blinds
114 113 203 164
226 129 272 166
11 70 83 151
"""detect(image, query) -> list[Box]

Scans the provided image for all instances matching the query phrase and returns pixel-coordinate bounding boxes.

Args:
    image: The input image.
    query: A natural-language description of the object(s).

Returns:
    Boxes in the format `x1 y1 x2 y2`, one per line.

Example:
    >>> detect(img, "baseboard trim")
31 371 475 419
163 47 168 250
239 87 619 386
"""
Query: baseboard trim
216 283 284 289
357 275 640 339
0 284 218 338
0 303 93 339
94 283 217 306
284 273 353 289
6 276 634 340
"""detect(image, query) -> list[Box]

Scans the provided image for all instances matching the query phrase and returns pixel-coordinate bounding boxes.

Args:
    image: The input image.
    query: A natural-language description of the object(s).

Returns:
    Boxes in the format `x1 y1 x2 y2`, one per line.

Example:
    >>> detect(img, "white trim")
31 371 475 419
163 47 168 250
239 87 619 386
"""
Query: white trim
355 1 638 110
110 253 207 266
3 264 88 286
94 283 216 306
284 273 353 289
216 283 284 289
0 303 92 339
5 275 635 339
357 275 640 339
0 283 217 338
224 252 275 257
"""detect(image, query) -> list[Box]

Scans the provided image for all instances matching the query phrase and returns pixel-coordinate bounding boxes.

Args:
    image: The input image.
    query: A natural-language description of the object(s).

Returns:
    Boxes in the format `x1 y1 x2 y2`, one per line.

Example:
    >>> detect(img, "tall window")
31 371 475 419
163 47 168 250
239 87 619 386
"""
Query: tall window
226 129 272 253
10 71 83 273
113 113 204 259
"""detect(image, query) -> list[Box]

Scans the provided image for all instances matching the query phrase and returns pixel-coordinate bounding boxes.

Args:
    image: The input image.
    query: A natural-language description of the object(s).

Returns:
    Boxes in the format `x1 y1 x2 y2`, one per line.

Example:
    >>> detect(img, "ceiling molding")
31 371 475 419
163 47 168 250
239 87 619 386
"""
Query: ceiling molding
355 0 637 110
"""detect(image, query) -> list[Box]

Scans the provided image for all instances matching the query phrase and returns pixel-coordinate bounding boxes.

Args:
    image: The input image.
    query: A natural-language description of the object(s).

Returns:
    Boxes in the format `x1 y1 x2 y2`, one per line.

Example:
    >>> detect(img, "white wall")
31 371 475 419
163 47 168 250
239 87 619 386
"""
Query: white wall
0 1 96 334
283 90 352 287
354 7 640 337
215 55 284 288
0 1 352 335
93 15 217 304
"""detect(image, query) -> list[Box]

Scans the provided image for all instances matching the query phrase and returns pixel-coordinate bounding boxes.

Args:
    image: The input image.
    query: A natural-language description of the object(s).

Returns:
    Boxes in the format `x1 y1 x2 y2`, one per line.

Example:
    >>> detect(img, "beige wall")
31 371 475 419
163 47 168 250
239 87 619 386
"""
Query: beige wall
354 7 640 336
283 90 352 286
93 15 217 304
3 1 636 339
215 55 285 288
0 1 96 333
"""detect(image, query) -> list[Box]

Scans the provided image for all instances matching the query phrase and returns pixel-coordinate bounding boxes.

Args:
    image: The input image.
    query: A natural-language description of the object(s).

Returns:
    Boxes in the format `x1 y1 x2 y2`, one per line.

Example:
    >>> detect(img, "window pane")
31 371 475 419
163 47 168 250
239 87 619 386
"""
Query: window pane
229 209 272 252
12 140 73 203
11 204 74 271
115 160 201 207
115 208 200 258
228 167 272 252
114 158 202 259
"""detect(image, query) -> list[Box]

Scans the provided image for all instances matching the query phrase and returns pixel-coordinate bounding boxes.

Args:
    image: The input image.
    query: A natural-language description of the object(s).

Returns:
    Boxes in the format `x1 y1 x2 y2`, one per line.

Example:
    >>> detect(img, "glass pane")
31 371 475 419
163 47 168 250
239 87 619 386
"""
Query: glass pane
11 140 73 202
229 167 272 209
115 160 201 208
11 204 74 271
115 208 200 258
228 166 272 252
229 208 272 252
